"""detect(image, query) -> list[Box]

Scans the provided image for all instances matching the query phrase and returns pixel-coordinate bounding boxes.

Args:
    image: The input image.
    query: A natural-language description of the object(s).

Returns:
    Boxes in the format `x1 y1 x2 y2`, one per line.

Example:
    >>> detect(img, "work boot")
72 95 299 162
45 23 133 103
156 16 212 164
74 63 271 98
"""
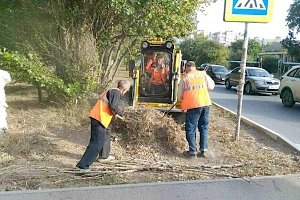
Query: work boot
198 151 207 158
183 151 197 159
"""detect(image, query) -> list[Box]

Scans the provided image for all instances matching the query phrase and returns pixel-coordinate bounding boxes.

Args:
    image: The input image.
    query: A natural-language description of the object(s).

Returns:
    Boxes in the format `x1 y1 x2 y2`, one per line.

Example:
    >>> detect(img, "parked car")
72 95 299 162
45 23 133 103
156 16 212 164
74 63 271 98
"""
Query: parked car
278 65 300 107
197 63 208 71
199 64 228 84
225 67 280 95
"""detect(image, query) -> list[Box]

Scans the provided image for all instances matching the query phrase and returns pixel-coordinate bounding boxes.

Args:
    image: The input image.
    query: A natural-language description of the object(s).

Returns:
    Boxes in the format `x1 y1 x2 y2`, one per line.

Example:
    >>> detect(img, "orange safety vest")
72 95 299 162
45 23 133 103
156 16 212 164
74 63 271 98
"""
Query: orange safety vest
146 58 157 74
180 70 212 110
149 68 165 85
89 90 114 128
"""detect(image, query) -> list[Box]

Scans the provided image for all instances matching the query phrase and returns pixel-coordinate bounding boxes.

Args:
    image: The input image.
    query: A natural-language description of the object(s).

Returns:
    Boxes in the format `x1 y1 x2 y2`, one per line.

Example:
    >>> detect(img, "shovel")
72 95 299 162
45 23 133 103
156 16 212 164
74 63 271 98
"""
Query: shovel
162 103 177 118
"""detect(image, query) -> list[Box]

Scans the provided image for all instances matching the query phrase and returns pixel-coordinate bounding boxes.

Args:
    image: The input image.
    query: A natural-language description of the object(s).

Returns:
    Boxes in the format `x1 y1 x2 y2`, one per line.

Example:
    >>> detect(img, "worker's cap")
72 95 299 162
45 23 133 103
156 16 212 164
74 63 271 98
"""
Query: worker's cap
185 61 196 68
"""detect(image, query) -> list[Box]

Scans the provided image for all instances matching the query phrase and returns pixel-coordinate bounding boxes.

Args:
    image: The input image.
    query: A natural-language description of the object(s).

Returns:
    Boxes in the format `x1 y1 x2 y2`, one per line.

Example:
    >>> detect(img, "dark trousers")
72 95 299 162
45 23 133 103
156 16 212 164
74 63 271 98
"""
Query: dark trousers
76 118 111 169
100 127 111 159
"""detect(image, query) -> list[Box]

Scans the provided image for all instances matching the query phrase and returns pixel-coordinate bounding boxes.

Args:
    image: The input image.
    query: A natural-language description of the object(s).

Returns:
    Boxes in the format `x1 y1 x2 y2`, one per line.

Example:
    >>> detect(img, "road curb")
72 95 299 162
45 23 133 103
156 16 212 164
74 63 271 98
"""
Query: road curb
212 102 300 153
1 173 300 200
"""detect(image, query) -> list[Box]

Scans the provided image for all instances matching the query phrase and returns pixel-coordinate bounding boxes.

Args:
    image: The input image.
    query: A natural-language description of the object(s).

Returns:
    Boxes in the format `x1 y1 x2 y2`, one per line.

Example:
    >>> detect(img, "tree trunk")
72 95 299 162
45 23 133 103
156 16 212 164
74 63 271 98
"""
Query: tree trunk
37 85 42 102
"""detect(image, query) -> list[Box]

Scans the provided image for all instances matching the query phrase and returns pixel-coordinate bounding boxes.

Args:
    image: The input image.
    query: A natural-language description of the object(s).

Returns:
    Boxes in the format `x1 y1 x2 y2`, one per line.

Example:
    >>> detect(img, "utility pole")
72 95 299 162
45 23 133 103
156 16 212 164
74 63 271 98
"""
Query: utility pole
235 22 249 140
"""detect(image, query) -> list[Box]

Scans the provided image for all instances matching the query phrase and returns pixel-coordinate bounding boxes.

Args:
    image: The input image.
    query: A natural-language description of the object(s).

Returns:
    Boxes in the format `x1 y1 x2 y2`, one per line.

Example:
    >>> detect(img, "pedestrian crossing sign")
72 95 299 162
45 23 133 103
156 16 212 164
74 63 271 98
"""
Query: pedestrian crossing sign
224 0 274 23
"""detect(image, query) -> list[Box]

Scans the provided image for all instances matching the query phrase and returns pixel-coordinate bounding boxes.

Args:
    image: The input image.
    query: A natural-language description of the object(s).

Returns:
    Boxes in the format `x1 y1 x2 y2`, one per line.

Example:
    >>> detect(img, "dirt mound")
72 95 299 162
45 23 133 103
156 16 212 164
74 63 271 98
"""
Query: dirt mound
112 106 187 155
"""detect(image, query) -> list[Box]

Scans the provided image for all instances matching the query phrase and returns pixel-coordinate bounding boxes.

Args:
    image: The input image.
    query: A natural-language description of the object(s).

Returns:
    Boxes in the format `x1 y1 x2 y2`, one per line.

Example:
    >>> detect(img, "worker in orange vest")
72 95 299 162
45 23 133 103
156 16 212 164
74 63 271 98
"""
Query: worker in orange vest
148 56 169 94
177 61 215 158
145 52 157 74
76 80 130 171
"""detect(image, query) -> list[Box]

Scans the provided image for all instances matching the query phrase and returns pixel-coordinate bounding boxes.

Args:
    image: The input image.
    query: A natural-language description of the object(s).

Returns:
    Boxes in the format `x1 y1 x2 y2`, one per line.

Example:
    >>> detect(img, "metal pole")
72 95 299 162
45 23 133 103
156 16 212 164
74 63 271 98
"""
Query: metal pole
235 22 249 140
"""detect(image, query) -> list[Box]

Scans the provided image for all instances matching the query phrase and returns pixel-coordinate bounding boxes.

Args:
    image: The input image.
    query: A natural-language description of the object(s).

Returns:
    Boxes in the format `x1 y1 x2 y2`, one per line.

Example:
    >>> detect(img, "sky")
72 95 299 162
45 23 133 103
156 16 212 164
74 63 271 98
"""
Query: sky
197 0 296 39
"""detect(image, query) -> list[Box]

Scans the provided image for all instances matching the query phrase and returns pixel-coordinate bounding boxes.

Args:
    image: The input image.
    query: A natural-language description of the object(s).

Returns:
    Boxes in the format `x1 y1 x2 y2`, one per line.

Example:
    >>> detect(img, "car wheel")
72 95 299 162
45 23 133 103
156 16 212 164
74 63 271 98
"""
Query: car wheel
244 82 253 95
225 79 231 89
281 89 295 107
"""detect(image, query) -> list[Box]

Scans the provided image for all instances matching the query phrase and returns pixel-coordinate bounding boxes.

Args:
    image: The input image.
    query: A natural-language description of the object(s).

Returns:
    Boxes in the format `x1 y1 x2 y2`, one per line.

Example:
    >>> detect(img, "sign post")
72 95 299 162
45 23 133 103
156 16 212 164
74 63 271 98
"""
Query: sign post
235 22 249 140
223 0 274 140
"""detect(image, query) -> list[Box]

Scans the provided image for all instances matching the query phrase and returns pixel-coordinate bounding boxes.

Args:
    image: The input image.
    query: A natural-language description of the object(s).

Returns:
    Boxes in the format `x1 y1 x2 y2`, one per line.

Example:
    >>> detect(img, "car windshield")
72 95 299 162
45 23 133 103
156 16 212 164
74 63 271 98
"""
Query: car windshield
247 68 270 77
212 66 228 73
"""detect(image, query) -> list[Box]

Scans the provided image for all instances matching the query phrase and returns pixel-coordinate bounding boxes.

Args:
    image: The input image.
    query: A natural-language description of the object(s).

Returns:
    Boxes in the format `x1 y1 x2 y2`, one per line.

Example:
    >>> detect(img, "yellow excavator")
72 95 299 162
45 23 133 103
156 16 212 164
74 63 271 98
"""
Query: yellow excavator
128 38 186 116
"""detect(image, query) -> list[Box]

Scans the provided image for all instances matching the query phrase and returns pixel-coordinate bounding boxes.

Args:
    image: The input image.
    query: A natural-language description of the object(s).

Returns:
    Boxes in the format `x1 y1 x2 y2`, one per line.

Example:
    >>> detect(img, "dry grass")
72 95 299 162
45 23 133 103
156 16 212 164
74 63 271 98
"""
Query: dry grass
112 106 186 154
1 132 44 156
0 82 299 191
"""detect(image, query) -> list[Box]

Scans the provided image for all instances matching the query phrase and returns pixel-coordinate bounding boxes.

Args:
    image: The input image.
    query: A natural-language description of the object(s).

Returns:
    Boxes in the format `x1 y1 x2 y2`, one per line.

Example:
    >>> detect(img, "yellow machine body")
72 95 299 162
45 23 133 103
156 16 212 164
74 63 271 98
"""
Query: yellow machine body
130 39 185 112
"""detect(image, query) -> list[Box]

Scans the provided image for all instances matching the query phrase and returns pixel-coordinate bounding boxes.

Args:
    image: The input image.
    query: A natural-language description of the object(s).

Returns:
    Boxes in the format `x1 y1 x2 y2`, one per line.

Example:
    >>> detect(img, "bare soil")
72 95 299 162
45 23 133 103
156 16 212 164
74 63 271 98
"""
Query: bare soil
0 71 299 191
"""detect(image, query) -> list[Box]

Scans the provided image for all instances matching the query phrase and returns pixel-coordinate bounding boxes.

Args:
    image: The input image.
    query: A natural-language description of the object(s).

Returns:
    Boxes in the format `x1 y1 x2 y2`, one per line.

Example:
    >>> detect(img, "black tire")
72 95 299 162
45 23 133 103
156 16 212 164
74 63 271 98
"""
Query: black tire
225 79 231 89
244 82 253 95
281 89 295 107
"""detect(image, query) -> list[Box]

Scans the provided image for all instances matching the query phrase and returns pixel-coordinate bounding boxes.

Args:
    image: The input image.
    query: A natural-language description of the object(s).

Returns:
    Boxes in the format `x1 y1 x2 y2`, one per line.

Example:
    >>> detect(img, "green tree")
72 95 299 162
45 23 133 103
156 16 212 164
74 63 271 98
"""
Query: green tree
286 0 300 33
281 32 300 62
0 0 215 104
180 34 229 66
229 39 262 62
0 49 79 104
282 1 300 62
46 0 214 85
261 56 278 74
0 0 50 51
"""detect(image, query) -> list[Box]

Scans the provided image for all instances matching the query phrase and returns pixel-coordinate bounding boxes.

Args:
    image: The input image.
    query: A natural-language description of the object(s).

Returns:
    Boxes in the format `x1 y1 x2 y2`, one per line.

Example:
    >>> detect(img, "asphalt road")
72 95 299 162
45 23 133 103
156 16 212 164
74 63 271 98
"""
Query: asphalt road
209 84 300 151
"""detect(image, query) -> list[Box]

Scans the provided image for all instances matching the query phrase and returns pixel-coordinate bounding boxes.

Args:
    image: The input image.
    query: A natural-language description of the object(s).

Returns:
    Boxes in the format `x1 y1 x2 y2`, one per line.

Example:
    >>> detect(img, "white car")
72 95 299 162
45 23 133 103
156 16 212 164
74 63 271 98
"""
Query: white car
278 66 300 107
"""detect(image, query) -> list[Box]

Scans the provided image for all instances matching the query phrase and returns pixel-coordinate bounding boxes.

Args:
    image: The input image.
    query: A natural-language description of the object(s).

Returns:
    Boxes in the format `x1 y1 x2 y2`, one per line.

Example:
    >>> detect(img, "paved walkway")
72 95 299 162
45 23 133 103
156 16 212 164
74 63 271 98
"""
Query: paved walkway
1 174 299 200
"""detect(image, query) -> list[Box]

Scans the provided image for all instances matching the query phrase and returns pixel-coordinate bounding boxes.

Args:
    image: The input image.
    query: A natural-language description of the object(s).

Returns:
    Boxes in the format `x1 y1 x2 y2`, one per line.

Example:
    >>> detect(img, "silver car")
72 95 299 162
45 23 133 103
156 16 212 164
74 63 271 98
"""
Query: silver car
279 65 300 107
225 67 280 95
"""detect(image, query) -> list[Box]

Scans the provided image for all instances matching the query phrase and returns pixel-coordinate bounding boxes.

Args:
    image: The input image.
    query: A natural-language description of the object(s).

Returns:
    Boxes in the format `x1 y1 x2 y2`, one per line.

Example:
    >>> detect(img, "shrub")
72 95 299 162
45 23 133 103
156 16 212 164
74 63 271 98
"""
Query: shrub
0 49 86 104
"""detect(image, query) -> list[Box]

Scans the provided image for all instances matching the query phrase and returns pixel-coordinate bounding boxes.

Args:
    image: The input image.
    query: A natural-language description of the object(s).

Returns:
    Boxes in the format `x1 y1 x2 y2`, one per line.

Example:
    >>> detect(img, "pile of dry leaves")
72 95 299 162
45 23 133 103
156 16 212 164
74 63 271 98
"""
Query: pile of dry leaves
112 106 187 155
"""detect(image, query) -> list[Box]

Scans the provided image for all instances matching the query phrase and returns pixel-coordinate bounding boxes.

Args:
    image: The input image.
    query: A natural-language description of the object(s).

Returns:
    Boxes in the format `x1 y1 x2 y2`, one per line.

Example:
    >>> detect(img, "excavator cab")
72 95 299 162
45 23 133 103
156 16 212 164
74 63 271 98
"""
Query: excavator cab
129 39 182 111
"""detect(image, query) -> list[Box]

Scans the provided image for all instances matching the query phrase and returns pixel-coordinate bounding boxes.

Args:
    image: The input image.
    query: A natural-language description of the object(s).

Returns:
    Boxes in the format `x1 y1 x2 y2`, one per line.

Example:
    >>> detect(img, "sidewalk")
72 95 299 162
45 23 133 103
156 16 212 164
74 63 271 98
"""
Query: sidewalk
1 174 299 200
